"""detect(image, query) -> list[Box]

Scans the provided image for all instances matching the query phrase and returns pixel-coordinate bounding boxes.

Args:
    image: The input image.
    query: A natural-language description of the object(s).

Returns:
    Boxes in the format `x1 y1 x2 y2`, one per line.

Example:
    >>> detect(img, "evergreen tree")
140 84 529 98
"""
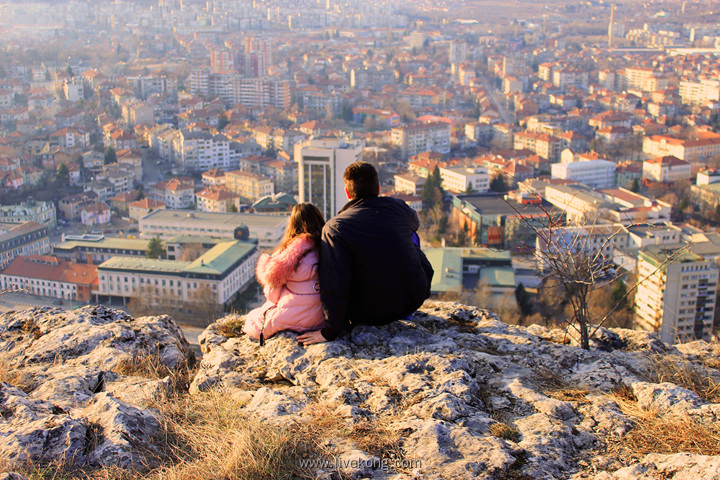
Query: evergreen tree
218 112 229 130
56 163 70 185
490 174 507 193
421 165 445 210
610 280 629 310
515 283 533 317
630 177 641 193
146 236 165 259
104 146 117 165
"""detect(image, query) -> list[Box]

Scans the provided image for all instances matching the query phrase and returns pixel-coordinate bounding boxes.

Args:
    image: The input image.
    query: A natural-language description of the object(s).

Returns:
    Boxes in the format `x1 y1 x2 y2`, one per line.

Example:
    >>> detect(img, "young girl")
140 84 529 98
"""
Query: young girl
244 203 325 344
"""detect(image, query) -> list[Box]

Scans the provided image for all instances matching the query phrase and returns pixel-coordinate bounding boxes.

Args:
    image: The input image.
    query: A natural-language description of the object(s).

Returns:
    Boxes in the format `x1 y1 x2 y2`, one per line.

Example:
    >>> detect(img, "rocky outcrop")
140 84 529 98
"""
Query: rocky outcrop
0 305 194 470
194 301 720 480
1 301 719 479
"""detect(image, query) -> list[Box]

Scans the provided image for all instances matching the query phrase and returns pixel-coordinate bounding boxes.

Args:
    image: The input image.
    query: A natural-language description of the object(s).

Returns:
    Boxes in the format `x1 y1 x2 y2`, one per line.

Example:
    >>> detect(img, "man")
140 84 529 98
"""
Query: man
297 161 433 345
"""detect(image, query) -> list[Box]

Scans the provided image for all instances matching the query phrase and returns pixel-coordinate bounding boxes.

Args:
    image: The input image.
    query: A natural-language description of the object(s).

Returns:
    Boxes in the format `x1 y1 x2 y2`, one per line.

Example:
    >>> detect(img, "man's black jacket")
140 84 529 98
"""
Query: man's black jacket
319 195 434 340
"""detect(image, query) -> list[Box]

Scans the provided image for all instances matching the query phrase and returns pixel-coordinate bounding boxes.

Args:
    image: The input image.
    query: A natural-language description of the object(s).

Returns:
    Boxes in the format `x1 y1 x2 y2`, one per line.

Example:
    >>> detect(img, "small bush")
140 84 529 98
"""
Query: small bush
216 316 245 338
490 422 520 442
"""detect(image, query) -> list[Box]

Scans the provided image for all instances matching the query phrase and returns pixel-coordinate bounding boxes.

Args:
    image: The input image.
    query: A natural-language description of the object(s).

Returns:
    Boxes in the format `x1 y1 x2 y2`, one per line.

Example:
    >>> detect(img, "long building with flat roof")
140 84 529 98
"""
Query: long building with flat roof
424 247 515 295
54 234 227 263
0 222 50 266
95 239 259 309
139 209 288 249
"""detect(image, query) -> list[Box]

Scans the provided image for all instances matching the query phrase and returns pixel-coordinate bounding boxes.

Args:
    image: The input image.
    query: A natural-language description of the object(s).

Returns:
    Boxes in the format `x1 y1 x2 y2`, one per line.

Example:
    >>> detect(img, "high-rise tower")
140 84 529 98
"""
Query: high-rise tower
608 3 615 48
295 137 364 220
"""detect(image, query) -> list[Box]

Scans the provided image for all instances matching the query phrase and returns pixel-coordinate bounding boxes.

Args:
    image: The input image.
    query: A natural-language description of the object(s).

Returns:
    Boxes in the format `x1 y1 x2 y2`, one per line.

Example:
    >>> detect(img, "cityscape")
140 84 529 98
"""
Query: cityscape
1 0 720 349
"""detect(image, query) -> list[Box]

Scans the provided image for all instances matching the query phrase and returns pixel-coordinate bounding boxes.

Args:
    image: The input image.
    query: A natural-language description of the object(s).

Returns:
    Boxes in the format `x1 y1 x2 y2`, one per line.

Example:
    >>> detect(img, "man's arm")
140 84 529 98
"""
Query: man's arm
319 225 353 341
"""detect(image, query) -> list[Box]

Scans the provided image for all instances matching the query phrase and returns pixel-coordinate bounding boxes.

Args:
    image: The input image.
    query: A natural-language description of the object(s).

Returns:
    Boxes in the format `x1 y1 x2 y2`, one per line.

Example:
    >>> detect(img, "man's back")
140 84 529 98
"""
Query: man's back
319 195 433 340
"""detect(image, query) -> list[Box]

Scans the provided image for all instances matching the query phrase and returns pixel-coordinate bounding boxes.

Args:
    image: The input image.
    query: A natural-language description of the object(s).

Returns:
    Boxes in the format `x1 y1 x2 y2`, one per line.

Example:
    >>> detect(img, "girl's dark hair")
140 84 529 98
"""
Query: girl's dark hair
274 202 325 256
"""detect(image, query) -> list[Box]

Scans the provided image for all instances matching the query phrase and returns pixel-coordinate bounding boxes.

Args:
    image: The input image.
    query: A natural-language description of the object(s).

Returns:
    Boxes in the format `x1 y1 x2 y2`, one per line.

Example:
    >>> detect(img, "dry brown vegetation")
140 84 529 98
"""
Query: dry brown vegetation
644 354 720 403
0 353 35 393
601 356 720 462
609 390 720 459
215 315 246 338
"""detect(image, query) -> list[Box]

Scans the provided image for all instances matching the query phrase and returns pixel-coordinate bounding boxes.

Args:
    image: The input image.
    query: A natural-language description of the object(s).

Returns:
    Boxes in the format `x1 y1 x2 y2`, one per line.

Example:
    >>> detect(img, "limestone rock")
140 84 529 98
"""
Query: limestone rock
3 299 719 479
0 306 194 470
194 300 720 479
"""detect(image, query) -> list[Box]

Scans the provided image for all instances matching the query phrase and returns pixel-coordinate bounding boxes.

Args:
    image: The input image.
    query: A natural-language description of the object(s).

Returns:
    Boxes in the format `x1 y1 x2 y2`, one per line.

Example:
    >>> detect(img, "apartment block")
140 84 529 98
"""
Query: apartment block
643 135 720 165
438 166 490 194
224 170 274 203
139 210 288 249
0 222 50 264
513 132 562 161
634 246 718 345
0 200 56 228
391 122 451 159
173 130 235 172
679 79 720 106
544 184 671 224
394 172 426 196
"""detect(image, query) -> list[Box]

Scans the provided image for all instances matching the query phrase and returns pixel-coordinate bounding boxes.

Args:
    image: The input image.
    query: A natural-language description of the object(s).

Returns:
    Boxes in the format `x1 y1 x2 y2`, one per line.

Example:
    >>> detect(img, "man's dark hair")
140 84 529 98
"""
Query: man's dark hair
344 161 379 199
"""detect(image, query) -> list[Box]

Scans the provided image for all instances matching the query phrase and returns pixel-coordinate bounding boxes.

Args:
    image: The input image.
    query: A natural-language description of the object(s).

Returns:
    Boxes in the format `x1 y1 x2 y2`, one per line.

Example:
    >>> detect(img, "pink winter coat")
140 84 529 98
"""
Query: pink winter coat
243 234 324 340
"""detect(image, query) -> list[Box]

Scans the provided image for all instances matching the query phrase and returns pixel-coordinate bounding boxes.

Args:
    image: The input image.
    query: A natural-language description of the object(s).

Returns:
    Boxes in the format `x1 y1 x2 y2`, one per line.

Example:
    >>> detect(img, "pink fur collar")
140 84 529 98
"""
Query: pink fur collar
256 234 315 288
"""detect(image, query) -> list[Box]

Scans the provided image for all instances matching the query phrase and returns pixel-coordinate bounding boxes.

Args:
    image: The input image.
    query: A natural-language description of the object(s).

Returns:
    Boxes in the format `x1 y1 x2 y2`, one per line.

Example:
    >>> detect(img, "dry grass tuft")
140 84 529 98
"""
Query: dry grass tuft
22 318 43 339
547 388 590 402
215 316 245 338
608 392 720 458
148 389 319 480
111 351 194 395
490 422 520 442
0 354 35 393
0 456 136 480
529 366 591 403
645 354 720 403
302 400 404 460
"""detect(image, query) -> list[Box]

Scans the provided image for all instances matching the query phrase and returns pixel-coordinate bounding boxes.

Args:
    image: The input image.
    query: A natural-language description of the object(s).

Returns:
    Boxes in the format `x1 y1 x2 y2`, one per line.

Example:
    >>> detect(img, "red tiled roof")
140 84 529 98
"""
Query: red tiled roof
645 155 690 166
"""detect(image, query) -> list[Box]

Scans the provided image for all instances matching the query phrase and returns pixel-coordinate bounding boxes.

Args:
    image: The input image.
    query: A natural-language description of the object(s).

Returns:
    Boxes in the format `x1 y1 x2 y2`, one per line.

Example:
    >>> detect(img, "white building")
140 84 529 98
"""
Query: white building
295 137 364 221
642 156 692 183
96 240 259 308
391 122 452 159
0 200 57 228
139 209 288 249
634 246 718 345
394 172 426 196
438 166 490 193
679 79 720 106
551 159 616 189
696 169 720 186
173 130 235 172
544 184 671 224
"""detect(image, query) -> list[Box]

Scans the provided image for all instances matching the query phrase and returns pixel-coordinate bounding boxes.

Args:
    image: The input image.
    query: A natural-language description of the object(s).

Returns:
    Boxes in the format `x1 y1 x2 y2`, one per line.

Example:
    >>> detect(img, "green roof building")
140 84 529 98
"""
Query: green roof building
96 239 259 308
